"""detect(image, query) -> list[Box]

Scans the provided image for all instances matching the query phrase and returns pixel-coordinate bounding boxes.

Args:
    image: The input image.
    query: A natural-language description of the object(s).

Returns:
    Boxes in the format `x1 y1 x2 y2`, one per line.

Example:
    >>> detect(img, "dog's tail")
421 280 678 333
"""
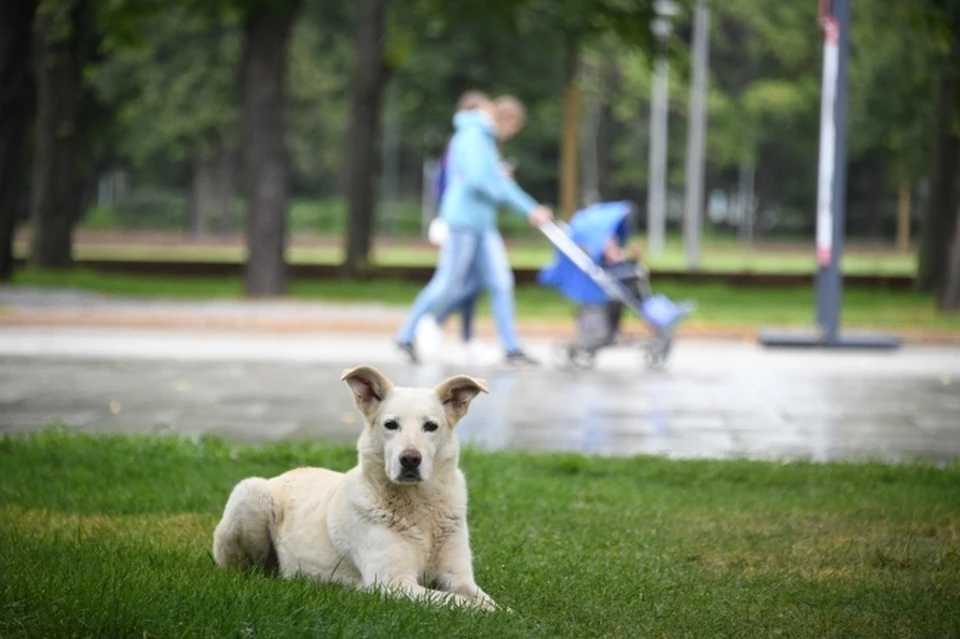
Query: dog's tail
212 477 279 574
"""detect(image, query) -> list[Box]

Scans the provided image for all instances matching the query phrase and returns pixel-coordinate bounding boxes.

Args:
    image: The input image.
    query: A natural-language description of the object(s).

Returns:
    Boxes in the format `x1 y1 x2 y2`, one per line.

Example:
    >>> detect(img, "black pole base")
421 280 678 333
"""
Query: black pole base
758 327 902 350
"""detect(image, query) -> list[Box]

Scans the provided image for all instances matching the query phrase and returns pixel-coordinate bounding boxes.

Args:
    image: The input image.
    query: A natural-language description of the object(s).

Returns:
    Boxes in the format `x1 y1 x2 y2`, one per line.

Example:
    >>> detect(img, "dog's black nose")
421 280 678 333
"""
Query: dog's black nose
399 450 421 470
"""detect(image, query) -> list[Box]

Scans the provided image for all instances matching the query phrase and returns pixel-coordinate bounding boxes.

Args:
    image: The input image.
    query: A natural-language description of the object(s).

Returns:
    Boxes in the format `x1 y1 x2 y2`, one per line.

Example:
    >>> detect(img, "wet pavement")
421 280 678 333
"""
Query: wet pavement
1 325 958 463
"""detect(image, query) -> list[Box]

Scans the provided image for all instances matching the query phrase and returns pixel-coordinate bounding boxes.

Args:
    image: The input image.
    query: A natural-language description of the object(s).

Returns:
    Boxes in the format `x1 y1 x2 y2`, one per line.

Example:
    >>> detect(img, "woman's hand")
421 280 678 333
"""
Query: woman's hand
528 205 553 227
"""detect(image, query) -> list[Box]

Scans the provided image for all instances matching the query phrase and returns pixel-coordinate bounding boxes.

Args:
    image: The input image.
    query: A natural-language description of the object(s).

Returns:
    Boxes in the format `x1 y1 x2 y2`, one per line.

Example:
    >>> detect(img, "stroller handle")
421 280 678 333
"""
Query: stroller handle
536 220 649 317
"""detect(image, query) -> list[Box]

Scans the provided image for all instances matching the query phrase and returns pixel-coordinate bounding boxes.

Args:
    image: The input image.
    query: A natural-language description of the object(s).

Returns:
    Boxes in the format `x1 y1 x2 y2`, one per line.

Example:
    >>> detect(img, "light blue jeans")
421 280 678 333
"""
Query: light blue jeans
431 230 520 353
396 230 481 346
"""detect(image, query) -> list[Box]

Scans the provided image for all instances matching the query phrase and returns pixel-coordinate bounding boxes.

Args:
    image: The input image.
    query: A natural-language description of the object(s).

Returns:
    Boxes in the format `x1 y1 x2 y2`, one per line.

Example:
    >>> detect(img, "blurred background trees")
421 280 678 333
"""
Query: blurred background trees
1 0 958 304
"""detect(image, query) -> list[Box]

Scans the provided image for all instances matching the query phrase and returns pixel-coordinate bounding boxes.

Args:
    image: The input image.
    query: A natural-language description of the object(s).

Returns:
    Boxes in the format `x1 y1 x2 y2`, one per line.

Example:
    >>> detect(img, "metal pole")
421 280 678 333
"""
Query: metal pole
815 0 848 344
757 0 898 350
647 54 669 256
683 0 710 271
738 161 755 244
382 83 401 239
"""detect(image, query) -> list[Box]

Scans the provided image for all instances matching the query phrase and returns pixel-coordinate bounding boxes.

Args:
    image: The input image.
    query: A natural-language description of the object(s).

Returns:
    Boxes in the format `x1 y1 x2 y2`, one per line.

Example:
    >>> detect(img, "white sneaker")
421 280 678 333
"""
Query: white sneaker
460 340 485 365
414 315 444 359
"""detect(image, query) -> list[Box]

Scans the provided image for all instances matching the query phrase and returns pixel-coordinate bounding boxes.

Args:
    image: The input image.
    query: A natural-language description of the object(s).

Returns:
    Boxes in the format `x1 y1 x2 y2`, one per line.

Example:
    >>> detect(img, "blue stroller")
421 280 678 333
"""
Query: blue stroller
537 201 694 369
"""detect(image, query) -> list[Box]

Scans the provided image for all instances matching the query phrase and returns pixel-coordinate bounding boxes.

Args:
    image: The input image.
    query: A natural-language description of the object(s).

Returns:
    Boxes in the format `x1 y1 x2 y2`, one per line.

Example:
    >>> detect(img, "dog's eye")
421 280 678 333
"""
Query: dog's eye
383 419 400 431
423 421 439 433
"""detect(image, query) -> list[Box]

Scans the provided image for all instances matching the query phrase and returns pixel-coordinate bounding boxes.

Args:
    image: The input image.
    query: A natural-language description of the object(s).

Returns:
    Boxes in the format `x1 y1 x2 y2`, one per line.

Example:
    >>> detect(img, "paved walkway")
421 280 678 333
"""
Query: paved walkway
2 320 958 463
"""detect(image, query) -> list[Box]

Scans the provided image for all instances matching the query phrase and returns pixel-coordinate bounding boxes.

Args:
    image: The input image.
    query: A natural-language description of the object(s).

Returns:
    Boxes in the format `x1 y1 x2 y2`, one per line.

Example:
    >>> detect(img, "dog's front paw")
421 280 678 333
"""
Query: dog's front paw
474 594 505 613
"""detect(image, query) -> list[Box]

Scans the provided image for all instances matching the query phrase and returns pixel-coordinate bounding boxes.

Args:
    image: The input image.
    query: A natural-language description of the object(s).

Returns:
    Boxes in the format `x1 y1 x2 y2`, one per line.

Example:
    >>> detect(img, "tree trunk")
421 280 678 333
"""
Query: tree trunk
864 159 887 239
578 55 602 206
241 3 297 297
896 184 911 253
596 61 619 199
753 148 772 240
30 0 90 270
559 41 581 219
0 0 39 280
342 0 388 278
190 143 235 238
941 205 960 310
918 71 960 292
216 145 237 236
188 148 217 237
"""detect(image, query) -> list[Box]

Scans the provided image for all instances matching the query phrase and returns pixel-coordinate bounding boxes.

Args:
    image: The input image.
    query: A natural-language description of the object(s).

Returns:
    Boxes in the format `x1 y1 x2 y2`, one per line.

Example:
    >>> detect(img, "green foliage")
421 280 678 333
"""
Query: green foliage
285 15 352 194
90 3 242 178
82 189 189 230
846 0 941 183
35 0 79 43
513 0 655 47
76 0 960 239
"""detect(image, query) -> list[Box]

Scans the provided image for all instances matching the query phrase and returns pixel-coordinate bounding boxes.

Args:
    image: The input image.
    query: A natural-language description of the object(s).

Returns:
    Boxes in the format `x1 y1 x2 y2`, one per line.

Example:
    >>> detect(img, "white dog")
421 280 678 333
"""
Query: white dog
212 365 499 611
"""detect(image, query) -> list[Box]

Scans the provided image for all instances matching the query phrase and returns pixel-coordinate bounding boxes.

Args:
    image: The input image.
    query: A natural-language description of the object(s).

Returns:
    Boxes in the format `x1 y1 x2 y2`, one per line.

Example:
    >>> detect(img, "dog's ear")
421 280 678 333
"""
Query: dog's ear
341 365 393 418
435 375 488 424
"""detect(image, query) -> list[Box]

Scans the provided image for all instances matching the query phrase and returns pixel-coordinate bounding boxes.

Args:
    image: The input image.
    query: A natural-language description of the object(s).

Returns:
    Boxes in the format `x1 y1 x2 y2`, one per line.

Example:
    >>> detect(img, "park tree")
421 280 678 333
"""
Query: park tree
96 0 300 294
843 0 939 245
93 0 350 234
30 0 100 269
923 68 960 310
342 0 389 278
33 0 952 306
240 0 301 296
0 0 41 280
915 0 960 310
92 5 243 236
699 0 821 238
106 0 302 295
285 9 353 198
27 0 136 270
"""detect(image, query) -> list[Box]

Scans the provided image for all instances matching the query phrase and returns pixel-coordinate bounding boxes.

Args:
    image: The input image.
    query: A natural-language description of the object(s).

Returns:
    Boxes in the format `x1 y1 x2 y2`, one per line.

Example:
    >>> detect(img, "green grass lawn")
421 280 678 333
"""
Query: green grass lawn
13 236 917 274
2 430 959 638
11 268 960 332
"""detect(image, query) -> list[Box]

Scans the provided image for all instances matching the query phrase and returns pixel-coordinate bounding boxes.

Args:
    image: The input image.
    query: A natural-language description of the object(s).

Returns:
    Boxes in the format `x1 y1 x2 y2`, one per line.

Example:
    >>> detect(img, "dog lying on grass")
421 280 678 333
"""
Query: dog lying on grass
212 365 499 611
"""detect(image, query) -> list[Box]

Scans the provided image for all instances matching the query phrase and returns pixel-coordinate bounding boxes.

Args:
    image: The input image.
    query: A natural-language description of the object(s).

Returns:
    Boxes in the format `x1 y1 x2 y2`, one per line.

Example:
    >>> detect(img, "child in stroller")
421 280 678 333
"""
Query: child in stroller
537 201 694 368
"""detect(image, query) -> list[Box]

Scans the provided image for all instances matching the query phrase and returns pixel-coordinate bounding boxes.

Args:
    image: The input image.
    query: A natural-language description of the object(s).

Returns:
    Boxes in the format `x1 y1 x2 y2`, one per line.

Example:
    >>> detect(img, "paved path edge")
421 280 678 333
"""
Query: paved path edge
1 312 957 345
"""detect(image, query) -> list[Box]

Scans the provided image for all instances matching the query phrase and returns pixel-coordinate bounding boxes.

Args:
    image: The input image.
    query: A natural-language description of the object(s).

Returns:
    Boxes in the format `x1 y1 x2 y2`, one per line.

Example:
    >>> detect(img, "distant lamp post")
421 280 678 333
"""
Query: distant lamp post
646 0 680 257
683 0 710 271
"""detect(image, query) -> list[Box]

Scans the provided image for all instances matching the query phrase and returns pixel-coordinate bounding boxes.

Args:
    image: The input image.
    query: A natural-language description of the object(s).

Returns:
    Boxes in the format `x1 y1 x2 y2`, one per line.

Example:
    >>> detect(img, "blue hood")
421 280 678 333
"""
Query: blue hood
452 109 497 137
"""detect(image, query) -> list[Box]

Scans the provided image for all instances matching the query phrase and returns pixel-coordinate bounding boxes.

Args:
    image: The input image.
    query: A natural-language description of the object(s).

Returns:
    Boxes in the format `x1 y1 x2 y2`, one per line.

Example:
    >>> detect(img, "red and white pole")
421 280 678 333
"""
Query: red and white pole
815 4 840 270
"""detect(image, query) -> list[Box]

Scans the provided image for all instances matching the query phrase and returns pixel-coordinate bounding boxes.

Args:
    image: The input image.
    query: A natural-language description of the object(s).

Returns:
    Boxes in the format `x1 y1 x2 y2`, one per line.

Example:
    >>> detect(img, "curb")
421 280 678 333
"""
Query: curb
0 312 956 345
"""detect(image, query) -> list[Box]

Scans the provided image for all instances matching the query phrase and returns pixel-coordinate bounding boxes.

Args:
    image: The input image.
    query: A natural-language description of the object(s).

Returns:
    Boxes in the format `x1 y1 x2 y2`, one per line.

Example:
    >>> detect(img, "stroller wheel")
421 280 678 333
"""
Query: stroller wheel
552 342 574 368
644 348 664 369
644 336 672 369
572 348 597 370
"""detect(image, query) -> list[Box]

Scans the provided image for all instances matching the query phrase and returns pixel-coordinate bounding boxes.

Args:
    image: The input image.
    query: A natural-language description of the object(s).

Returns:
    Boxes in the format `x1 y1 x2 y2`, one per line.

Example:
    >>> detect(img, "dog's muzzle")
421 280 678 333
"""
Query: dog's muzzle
396 469 421 482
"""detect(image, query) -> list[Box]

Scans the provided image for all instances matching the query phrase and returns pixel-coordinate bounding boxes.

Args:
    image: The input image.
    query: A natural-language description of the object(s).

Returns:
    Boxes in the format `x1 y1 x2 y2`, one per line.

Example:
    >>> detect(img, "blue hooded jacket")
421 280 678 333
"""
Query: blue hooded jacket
439 110 537 233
